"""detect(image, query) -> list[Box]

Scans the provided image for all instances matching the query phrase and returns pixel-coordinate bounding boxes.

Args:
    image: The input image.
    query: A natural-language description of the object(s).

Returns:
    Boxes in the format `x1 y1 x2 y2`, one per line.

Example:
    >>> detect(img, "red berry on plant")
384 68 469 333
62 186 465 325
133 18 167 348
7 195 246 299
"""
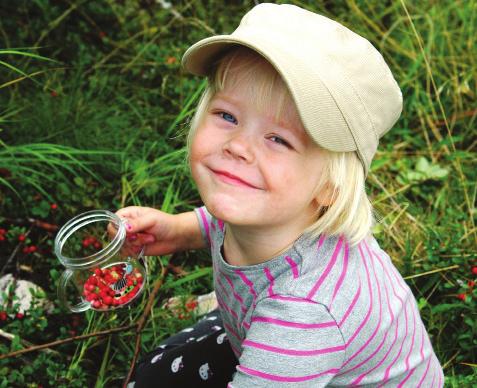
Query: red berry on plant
457 293 467 301
94 268 102 277
472 266 477 276
50 203 58 210
468 281 475 288
0 311 7 321
28 245 37 253
18 234 26 242
16 312 24 319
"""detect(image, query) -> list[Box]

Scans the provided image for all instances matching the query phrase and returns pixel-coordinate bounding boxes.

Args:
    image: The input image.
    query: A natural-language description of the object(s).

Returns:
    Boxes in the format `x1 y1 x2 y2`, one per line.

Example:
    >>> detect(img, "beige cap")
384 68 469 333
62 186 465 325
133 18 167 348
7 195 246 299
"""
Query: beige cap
182 3 402 174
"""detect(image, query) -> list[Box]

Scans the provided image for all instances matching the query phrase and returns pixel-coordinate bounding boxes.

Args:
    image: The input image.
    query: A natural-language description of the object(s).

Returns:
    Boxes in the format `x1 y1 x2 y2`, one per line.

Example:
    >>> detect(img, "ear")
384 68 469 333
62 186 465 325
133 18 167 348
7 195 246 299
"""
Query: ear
312 183 335 208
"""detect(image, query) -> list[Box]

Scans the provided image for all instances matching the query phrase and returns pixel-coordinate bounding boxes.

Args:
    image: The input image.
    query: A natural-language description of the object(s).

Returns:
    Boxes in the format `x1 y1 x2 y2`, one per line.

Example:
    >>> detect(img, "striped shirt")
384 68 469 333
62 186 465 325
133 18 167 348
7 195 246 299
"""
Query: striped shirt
195 206 444 387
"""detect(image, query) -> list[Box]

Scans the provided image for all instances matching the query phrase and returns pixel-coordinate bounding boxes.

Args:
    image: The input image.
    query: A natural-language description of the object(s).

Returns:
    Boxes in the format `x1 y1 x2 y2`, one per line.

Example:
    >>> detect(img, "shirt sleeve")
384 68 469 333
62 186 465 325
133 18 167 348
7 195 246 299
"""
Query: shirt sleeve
194 206 213 248
229 296 346 387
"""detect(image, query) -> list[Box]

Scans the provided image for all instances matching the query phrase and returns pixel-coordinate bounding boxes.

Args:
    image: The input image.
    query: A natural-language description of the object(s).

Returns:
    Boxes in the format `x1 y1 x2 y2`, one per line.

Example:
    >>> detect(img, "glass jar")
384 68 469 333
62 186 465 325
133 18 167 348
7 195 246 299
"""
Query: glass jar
54 210 147 312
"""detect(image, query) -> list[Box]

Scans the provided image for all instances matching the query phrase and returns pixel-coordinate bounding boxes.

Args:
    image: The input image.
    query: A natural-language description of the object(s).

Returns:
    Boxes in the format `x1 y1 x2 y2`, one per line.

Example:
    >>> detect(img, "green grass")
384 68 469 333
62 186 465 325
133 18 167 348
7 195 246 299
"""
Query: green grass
0 0 475 386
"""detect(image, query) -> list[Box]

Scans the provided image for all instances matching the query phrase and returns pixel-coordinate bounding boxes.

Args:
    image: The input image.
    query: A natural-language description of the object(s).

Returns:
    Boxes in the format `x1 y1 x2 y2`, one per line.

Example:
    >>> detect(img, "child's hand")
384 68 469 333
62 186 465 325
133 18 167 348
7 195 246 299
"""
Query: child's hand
110 206 205 257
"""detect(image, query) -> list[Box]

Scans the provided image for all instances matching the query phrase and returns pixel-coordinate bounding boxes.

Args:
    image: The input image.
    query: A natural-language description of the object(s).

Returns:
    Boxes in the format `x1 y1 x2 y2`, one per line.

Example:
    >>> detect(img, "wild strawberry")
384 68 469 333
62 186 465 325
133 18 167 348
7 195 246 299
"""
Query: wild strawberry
468 281 475 288
94 241 102 249
0 311 7 321
457 293 467 301
50 90 58 97
16 312 24 319
28 245 37 253
94 268 103 277
185 300 198 311
0 228 6 234
103 296 113 305
0 235 4 241
50 203 58 210
472 266 477 276
18 234 26 242
92 300 102 309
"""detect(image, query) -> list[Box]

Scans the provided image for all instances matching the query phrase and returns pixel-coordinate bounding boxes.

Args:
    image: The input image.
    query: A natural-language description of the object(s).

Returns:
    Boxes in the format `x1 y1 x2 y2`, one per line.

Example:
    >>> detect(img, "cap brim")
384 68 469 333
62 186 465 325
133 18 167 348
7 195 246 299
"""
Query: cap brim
182 35 276 76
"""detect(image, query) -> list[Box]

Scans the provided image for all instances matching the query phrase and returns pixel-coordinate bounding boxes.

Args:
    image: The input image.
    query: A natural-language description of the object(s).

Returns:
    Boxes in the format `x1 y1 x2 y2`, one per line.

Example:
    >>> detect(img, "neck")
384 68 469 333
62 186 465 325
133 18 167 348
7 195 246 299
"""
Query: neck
223 221 310 266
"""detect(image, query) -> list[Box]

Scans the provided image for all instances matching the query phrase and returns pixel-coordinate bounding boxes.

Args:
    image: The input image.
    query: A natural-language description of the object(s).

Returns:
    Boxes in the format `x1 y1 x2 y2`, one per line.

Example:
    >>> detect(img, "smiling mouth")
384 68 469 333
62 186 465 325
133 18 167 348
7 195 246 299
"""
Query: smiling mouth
211 169 259 189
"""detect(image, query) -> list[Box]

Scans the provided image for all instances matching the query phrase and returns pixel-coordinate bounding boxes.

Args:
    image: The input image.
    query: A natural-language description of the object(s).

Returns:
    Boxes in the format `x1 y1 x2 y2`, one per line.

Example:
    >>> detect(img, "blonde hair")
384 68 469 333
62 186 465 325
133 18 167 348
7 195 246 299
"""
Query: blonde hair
187 47 374 245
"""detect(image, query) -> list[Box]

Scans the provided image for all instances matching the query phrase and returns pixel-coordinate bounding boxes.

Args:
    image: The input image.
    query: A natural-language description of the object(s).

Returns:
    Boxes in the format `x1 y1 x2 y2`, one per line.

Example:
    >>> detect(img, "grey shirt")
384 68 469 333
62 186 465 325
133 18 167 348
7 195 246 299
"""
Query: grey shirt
196 206 444 387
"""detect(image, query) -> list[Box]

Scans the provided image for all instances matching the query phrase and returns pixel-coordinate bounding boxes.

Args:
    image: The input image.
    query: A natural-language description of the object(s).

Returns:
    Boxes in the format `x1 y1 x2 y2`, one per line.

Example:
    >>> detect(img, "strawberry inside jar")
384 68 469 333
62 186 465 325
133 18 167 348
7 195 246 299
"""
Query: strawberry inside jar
82 262 144 310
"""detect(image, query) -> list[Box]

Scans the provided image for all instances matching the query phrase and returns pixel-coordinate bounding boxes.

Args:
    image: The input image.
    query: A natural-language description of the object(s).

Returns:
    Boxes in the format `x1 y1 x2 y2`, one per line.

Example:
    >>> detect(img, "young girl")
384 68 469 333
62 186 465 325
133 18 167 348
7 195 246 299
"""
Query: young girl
121 3 444 387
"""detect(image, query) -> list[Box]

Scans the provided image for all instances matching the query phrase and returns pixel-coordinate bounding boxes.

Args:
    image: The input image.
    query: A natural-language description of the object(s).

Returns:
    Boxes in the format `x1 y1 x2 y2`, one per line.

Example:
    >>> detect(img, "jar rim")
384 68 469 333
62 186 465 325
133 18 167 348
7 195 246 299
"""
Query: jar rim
54 210 126 269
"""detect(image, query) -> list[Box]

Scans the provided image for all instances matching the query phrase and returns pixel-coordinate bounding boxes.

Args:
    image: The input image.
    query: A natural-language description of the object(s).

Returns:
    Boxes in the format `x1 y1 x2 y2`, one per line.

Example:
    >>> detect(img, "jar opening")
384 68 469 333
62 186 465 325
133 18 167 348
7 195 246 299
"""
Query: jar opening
54 210 126 269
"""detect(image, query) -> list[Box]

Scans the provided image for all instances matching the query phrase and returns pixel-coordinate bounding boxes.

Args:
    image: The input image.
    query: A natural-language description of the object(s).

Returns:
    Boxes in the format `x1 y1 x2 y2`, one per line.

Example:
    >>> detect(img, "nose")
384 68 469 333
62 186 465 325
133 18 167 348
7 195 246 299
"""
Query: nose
222 130 255 163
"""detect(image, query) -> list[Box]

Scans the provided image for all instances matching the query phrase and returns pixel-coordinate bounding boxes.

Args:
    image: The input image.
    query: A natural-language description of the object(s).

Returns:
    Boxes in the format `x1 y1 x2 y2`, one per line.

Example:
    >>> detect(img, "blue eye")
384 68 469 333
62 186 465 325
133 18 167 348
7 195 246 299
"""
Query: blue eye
220 112 237 124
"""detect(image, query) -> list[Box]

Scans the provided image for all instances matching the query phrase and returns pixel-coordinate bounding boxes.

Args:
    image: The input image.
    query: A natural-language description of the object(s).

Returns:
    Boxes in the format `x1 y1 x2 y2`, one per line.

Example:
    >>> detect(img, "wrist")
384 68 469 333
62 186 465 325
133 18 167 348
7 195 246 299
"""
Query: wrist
174 211 206 251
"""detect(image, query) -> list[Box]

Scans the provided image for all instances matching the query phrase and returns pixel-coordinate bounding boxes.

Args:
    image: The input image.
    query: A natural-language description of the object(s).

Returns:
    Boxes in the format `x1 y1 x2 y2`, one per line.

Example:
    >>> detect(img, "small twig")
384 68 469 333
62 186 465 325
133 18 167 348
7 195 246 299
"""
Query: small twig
0 323 136 360
0 328 60 356
403 264 459 280
123 264 169 387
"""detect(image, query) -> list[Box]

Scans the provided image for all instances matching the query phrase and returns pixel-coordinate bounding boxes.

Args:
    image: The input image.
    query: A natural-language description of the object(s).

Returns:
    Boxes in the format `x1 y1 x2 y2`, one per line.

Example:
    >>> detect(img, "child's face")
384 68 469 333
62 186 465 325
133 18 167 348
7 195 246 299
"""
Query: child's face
190 70 328 232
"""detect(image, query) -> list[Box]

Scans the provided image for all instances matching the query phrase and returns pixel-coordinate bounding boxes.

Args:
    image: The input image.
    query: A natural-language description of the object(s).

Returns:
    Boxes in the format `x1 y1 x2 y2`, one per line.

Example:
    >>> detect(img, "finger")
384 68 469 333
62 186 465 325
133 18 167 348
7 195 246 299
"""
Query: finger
121 212 160 235
137 232 156 244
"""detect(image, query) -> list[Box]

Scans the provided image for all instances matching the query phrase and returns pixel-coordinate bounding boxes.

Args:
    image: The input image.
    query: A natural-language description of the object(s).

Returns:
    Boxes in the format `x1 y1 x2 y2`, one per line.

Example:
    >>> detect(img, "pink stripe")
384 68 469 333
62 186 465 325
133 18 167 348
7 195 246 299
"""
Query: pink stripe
216 291 239 321
285 256 299 279
237 365 339 382
235 270 258 310
339 277 394 376
350 241 407 384
430 371 436 388
351 315 401 385
343 243 373 347
330 242 349 305
218 219 225 231
368 242 408 297
398 367 416 388
223 321 242 343
338 281 361 326
243 339 345 356
270 295 317 303
211 222 216 230
307 236 343 299
251 316 336 329
438 365 443 387
417 356 432 388
222 271 247 309
419 323 425 361
341 242 383 368
264 268 275 297
403 300 417 372
317 234 326 249
235 270 258 298
198 207 210 245
382 300 409 382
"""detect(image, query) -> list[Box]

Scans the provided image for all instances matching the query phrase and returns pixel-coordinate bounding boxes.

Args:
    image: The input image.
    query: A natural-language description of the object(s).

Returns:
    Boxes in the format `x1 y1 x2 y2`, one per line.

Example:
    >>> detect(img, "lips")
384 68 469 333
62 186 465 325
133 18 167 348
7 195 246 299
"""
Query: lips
210 168 260 189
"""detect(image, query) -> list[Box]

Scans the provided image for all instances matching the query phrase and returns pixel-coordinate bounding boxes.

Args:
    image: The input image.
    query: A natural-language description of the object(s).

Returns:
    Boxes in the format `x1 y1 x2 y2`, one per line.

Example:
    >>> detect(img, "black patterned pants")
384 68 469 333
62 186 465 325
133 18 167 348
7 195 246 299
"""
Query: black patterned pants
127 309 238 387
